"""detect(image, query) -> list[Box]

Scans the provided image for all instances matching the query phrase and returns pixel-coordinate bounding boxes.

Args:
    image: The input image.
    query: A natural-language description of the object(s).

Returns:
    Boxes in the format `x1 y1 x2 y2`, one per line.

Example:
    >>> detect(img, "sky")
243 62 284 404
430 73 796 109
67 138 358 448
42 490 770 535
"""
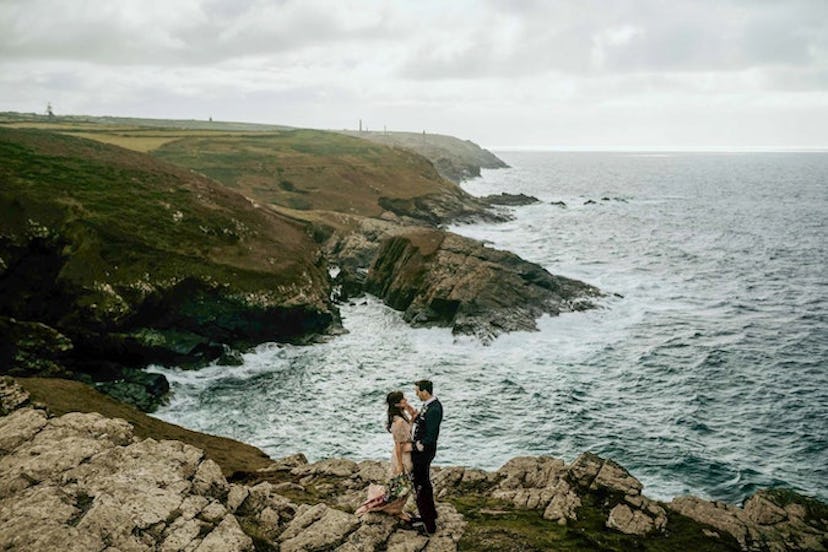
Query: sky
1 0 827 149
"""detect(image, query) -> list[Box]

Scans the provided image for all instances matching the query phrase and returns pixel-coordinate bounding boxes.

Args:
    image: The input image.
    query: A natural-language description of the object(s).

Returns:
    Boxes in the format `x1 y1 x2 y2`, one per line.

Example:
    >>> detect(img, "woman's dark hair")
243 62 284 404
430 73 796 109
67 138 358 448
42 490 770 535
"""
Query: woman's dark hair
386 391 406 432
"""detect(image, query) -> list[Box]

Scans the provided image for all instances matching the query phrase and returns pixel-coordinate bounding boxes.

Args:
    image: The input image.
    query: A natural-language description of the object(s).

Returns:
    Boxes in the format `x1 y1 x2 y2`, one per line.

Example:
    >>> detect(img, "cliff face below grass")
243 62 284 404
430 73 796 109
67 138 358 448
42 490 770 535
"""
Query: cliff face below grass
3 378 825 552
0 128 336 408
365 228 602 342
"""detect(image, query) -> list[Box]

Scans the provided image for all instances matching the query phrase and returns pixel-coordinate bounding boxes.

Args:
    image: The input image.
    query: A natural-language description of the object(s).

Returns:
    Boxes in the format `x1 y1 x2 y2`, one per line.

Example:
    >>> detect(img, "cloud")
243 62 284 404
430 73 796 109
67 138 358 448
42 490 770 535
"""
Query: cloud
0 0 398 65
0 0 826 147
397 0 828 79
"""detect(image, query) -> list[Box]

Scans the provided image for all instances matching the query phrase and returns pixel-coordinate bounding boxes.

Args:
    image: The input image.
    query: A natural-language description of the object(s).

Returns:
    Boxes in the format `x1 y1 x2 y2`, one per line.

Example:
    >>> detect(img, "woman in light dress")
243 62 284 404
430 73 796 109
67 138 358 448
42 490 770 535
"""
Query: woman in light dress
355 391 417 520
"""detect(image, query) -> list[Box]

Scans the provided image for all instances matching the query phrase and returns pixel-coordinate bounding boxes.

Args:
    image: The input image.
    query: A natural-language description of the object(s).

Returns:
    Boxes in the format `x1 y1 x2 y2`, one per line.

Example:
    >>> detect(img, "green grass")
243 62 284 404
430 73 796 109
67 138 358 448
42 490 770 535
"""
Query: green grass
451 493 741 552
0 127 323 292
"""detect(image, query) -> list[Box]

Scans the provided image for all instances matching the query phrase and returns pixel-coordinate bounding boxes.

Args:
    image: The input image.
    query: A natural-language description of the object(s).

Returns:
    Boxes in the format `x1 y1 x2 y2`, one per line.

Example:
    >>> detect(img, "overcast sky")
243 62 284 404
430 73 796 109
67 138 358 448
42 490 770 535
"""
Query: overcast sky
1 0 826 149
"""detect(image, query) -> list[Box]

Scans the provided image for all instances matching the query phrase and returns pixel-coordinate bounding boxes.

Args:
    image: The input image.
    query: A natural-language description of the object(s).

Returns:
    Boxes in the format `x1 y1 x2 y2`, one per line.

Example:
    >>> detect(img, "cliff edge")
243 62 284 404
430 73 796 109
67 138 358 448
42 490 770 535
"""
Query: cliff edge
2 378 825 552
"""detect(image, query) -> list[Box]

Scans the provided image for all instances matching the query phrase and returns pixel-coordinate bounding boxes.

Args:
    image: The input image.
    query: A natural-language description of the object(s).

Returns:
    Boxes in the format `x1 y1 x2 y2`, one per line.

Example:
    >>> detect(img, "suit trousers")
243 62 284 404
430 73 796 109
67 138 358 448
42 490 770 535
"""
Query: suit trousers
411 446 438 532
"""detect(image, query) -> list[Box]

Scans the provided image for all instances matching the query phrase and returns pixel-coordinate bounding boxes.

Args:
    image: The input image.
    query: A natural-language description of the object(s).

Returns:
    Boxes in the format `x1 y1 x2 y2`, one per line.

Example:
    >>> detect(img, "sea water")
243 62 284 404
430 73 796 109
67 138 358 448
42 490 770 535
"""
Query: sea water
150 151 828 504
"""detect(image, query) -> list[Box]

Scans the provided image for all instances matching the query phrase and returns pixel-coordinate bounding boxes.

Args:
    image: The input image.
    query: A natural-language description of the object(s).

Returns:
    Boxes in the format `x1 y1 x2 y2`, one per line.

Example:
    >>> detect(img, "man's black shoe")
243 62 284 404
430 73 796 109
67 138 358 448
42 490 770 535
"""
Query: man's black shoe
400 517 424 530
416 525 436 537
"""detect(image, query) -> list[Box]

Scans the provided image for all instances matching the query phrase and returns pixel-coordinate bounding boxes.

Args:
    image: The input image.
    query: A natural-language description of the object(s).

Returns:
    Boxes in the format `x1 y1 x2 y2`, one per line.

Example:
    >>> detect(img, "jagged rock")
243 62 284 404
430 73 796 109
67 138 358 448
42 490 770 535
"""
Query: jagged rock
226 484 249 513
162 516 210 551
606 500 667 536
355 459 390 484
292 457 359 478
366 230 601 342
386 530 430 552
280 503 360 552
258 452 309 473
0 318 74 378
480 193 540 206
550 201 568 208
607 503 654 535
543 480 582 524
496 456 567 490
568 452 643 496
669 496 752 547
336 515 398 551
0 399 256 552
669 491 828 552
0 406 48 454
0 376 33 414
195 514 254 552
193 458 229 499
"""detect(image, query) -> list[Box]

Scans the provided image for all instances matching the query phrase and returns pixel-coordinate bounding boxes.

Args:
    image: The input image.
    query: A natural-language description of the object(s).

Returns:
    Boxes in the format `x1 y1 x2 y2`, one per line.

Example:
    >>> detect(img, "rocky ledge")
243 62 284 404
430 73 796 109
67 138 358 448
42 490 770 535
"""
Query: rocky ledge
1 379 825 551
2 378 825 551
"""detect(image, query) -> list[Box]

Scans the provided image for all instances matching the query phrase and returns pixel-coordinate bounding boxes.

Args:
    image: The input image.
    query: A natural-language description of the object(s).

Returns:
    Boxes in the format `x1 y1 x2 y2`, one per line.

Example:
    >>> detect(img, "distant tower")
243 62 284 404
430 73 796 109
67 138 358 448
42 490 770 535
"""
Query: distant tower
359 119 362 132
46 102 54 118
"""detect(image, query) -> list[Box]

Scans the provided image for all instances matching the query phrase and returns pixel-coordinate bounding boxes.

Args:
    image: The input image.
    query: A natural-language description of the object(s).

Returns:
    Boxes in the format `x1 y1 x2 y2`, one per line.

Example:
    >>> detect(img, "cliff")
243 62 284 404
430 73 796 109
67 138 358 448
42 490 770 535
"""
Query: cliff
0 128 336 408
365 229 601 342
341 130 509 183
3 378 825 552
0 116 601 413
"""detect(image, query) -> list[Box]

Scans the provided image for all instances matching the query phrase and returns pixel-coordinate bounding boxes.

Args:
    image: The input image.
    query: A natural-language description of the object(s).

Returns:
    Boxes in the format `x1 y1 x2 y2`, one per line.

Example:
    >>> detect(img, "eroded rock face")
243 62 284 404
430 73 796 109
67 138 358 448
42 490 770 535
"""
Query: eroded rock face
669 491 828 552
366 229 602 342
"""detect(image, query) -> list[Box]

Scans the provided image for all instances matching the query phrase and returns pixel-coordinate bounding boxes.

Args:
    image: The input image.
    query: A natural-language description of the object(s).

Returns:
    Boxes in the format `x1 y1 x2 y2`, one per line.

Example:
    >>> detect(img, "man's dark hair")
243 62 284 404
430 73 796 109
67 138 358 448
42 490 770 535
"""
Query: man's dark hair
415 379 433 394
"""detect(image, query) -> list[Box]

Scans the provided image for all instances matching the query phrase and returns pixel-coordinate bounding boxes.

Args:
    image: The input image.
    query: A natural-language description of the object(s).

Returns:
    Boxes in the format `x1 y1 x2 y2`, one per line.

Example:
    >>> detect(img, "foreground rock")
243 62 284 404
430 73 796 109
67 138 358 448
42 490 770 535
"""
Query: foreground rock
365 228 602 341
1 378 825 551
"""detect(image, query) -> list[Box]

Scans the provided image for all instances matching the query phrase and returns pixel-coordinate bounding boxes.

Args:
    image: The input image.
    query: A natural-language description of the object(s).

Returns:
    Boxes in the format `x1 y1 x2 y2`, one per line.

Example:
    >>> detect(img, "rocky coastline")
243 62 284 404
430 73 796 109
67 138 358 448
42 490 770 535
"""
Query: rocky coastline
2 378 825 551
0 120 600 412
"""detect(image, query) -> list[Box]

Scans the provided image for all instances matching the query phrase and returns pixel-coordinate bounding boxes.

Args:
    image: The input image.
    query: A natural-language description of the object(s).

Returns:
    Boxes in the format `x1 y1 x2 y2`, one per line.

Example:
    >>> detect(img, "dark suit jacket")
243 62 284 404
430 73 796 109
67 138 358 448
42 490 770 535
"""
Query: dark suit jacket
413 398 443 449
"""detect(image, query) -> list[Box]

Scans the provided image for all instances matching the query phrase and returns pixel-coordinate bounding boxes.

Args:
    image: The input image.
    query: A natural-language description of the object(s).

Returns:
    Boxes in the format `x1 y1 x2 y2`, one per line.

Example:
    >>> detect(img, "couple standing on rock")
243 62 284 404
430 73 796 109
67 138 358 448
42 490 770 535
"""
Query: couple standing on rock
355 379 443 537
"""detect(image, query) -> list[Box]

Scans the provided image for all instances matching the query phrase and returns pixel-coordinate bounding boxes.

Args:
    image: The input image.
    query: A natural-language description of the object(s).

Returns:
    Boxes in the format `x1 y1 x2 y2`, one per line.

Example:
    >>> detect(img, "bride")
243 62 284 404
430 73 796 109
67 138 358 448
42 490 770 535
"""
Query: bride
355 391 416 520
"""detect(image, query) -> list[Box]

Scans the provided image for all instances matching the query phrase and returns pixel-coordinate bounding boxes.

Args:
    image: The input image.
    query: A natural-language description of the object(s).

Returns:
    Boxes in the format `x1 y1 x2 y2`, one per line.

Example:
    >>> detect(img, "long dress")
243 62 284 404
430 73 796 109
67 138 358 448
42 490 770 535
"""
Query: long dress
355 416 413 517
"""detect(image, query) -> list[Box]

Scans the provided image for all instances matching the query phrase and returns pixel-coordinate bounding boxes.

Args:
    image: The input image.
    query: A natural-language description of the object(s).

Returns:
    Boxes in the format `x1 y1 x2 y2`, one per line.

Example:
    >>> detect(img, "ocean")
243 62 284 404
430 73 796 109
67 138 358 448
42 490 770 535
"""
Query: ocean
150 151 828 504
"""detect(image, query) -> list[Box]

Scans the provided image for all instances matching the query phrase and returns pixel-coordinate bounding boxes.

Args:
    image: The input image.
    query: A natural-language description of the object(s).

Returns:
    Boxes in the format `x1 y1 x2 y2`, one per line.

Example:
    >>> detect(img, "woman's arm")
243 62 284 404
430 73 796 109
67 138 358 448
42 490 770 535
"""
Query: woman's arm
394 441 405 475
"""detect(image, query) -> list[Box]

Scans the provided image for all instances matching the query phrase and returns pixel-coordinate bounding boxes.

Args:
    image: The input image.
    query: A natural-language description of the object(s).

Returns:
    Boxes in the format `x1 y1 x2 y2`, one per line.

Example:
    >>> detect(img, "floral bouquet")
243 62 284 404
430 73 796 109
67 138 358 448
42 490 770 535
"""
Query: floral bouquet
355 472 413 516
384 472 412 501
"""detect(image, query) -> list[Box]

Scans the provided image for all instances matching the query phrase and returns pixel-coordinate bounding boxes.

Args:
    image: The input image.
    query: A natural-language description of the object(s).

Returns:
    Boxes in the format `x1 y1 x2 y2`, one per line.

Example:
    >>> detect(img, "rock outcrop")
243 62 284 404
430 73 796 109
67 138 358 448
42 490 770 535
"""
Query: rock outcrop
479 193 540 206
365 228 602 342
1 378 825 551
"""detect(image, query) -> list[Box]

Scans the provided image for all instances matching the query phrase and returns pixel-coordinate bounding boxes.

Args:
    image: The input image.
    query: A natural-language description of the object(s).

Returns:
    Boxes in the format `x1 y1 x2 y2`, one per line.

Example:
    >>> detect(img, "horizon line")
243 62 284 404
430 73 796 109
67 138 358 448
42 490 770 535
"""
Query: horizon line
485 145 828 153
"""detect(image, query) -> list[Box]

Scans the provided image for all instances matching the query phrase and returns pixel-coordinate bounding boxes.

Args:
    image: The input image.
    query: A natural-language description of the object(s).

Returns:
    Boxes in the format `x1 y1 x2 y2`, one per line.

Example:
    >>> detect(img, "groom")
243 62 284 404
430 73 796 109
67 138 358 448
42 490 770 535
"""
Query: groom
410 379 443 536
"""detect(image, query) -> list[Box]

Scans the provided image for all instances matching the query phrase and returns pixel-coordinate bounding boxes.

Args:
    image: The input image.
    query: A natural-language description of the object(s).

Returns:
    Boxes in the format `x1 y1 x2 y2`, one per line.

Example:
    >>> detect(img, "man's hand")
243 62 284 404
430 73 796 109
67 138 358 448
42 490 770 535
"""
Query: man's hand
416 441 424 452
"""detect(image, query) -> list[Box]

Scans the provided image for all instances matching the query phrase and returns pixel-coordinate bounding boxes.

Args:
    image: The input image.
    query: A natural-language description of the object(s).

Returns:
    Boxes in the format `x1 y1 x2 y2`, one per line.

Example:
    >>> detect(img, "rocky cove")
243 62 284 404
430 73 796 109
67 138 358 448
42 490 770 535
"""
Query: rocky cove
2 378 825 551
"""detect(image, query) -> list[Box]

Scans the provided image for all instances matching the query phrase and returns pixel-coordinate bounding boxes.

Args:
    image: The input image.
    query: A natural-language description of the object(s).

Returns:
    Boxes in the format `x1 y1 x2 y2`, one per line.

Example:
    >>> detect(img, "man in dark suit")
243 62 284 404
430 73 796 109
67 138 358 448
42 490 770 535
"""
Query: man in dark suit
411 379 443 536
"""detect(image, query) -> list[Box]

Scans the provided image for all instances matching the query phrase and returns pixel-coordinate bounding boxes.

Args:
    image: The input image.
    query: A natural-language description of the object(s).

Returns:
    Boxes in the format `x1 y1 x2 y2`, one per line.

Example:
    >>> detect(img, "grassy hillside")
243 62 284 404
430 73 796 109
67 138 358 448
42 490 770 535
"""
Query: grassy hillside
341 130 508 182
150 129 468 218
0 127 335 400
1 114 498 225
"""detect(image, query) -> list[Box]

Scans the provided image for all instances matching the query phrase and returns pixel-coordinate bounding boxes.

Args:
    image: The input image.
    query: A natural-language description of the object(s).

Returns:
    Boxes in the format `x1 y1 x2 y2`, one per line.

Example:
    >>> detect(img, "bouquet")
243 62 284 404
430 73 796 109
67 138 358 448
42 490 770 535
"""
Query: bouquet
384 472 412 501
